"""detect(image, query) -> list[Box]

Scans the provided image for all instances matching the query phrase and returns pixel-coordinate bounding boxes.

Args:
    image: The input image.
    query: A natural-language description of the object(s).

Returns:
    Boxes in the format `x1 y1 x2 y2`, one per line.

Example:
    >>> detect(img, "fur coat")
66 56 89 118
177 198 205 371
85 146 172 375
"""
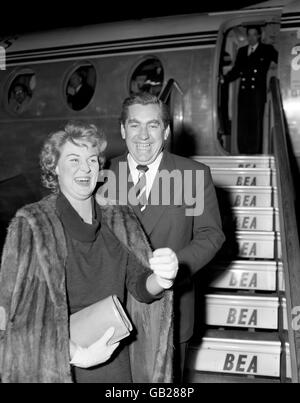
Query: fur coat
0 194 173 383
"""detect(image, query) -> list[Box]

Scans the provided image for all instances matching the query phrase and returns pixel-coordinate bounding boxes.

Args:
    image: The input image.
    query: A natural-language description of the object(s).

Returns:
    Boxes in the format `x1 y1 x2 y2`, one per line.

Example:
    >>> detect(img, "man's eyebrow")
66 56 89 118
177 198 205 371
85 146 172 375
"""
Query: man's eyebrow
147 120 160 125
127 119 161 124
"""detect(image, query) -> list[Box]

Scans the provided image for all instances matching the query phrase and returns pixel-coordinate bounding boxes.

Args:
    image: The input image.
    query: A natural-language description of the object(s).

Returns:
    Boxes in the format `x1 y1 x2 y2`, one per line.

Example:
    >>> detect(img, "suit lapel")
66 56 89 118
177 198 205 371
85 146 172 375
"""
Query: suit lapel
109 153 143 221
140 152 176 236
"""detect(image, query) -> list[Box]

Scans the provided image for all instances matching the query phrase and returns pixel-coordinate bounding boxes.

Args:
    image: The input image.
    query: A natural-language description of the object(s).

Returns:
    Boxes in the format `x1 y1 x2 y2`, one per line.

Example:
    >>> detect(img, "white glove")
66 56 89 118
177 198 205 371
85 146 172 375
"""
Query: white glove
149 248 179 289
70 327 120 368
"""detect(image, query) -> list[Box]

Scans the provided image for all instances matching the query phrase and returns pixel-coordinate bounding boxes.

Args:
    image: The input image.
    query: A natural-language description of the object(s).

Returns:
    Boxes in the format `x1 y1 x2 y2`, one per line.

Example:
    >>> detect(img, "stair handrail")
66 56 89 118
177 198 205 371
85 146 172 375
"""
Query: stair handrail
159 78 184 103
269 76 300 383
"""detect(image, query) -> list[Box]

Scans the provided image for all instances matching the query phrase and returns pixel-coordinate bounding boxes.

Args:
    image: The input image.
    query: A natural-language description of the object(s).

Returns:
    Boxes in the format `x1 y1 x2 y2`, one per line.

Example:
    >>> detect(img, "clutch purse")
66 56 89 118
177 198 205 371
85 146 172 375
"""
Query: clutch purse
70 295 133 347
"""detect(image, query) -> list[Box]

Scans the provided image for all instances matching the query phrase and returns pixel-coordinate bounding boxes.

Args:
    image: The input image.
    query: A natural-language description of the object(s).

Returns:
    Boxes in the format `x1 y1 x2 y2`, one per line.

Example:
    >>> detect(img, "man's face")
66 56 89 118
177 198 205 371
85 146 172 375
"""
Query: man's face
247 28 260 47
14 86 26 104
121 103 170 165
69 72 82 89
55 140 99 202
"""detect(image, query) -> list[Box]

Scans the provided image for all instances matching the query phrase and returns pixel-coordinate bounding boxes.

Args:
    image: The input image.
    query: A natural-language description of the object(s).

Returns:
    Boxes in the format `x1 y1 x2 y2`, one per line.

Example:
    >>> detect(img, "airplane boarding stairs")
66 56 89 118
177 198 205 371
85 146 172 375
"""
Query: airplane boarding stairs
184 155 292 383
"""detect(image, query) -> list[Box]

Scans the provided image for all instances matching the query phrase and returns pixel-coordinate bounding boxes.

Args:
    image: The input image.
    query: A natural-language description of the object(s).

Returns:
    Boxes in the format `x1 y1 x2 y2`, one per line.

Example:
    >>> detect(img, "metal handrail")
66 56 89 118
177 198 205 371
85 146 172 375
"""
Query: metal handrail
269 76 300 383
159 78 184 103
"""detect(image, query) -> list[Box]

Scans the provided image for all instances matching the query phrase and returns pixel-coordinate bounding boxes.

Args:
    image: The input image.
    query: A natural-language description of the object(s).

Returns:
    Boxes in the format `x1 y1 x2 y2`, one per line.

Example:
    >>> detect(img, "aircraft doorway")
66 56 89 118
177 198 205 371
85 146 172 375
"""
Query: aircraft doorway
217 22 280 155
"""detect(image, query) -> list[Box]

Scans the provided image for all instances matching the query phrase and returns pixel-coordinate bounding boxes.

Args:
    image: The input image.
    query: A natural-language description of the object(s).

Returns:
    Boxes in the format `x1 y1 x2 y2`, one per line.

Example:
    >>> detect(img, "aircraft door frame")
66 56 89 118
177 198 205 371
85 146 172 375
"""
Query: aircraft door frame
213 11 282 155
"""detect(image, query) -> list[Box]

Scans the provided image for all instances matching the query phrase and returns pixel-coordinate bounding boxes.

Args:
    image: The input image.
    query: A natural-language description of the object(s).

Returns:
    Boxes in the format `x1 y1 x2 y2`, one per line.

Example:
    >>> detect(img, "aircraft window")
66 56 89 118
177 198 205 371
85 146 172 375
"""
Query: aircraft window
65 63 96 111
8 72 35 115
129 58 164 96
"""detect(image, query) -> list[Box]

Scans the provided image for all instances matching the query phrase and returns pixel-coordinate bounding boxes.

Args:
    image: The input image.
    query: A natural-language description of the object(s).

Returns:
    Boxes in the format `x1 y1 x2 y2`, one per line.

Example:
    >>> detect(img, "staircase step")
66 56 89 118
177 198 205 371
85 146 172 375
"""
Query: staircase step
273 171 277 187
216 186 275 208
281 298 288 331
222 231 277 259
205 293 279 329
228 207 278 232
188 154 289 382
276 233 282 259
286 342 292 379
184 371 280 383
192 155 274 169
211 168 272 187
278 262 285 292
187 330 281 378
209 260 278 291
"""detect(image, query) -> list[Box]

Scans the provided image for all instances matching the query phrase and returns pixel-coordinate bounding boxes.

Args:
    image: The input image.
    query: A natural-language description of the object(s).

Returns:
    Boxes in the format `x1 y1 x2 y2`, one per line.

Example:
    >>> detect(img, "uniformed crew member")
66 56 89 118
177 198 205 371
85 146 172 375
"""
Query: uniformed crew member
223 26 278 154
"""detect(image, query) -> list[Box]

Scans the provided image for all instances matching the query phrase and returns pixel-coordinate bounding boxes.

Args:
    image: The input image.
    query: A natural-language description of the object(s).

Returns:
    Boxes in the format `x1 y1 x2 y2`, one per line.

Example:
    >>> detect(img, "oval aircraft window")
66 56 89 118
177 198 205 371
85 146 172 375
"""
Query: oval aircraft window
129 58 164 96
7 71 36 115
65 63 96 111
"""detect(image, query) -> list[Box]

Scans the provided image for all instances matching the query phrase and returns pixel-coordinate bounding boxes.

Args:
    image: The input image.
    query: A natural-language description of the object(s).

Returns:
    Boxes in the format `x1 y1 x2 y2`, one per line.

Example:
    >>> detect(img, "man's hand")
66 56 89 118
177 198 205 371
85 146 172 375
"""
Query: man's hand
70 327 120 368
149 248 179 289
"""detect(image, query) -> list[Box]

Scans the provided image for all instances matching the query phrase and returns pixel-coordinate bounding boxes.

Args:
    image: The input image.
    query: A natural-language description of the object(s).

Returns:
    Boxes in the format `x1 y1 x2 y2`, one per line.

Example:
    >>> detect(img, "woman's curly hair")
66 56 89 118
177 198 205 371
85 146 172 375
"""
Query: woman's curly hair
40 121 107 193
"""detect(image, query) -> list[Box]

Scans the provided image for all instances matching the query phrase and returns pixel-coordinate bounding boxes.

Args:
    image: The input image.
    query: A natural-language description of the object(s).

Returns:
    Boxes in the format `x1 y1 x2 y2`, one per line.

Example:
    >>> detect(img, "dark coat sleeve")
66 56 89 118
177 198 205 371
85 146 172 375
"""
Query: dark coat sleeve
126 252 161 304
176 165 225 276
268 44 278 64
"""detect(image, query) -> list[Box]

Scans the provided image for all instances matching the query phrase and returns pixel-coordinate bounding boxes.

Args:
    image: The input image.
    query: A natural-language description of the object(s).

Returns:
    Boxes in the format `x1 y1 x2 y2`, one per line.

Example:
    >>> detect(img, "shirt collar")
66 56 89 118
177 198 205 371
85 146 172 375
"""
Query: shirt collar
249 43 259 51
75 84 83 93
127 151 163 175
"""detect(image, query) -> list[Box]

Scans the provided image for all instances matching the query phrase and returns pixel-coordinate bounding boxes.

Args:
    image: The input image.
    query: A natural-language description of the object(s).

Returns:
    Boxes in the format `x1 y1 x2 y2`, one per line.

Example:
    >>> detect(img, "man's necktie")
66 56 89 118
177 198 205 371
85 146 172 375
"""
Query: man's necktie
135 165 149 212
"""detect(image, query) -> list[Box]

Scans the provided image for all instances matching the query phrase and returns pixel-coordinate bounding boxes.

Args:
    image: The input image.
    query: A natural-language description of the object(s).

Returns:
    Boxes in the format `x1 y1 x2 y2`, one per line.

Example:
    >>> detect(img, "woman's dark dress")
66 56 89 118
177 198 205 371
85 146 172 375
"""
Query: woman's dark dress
56 193 156 383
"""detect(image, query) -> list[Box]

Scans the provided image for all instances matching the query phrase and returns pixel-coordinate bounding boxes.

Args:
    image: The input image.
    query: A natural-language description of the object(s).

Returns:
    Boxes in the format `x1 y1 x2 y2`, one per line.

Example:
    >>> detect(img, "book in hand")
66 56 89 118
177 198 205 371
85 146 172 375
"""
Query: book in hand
70 295 133 347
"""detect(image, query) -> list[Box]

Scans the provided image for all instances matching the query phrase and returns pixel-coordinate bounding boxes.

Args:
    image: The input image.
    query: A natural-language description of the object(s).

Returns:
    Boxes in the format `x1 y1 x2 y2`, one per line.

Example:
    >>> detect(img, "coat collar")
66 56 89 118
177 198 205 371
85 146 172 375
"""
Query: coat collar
96 192 152 268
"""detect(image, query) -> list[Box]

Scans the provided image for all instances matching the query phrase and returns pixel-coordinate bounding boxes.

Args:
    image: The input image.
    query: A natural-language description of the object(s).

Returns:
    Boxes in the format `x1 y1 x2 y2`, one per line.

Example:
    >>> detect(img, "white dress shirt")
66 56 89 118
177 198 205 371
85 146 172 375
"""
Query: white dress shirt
127 152 163 199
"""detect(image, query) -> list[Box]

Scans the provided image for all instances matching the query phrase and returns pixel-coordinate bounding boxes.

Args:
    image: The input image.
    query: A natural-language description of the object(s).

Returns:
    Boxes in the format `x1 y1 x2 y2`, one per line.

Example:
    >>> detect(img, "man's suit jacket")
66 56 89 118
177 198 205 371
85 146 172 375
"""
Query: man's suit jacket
104 151 225 342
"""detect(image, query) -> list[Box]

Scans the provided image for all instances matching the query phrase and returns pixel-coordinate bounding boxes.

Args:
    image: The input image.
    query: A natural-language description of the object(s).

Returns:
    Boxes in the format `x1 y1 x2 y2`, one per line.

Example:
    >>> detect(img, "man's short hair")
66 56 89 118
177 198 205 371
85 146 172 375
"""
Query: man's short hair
246 25 262 36
120 93 171 129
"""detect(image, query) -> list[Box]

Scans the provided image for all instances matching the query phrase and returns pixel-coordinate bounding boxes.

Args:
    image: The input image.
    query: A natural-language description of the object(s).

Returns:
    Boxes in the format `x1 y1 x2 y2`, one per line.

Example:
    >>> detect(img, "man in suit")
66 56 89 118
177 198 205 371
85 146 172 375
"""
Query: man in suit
223 26 278 154
100 93 225 381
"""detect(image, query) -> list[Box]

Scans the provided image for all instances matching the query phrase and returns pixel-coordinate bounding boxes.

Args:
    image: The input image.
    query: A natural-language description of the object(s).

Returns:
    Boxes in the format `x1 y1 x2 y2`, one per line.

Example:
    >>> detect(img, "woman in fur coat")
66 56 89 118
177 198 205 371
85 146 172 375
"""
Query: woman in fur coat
0 121 175 383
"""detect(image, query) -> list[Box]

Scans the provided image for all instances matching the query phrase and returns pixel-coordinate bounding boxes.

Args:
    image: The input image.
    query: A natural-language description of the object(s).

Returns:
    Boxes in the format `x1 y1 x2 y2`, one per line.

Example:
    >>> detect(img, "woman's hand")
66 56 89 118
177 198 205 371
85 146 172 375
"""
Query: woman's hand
70 327 120 368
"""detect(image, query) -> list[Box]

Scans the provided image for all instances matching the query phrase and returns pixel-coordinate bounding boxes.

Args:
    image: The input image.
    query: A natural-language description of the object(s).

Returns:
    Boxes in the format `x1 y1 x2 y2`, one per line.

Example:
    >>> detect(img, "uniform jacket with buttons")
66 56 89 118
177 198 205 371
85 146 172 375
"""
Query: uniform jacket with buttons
225 42 278 98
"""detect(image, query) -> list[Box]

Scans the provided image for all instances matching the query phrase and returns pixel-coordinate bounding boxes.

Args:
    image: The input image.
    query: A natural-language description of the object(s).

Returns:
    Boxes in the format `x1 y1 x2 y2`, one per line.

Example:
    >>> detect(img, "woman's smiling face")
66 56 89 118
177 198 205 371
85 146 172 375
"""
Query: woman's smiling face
55 140 99 202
